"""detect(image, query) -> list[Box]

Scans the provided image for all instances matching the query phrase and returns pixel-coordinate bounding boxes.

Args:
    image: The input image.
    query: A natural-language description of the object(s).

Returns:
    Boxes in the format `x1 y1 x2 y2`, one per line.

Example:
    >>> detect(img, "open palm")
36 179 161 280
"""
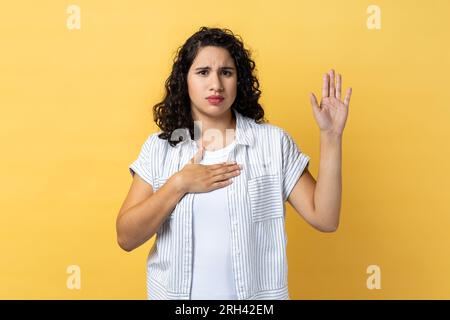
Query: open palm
309 69 352 136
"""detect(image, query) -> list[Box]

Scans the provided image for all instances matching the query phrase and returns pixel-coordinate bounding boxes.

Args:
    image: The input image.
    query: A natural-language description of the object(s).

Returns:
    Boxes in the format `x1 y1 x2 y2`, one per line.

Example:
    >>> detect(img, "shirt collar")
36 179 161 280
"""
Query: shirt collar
232 108 255 147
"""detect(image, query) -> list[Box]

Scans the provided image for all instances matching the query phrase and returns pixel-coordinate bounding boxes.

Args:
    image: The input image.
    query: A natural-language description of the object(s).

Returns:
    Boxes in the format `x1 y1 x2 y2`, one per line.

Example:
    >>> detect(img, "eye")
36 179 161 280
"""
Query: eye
196 70 233 76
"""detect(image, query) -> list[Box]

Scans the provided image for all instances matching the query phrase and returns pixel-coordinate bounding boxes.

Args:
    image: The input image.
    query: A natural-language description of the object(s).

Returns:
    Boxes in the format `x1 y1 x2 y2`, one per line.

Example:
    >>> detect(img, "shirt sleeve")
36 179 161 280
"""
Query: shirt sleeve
128 133 158 188
281 130 310 202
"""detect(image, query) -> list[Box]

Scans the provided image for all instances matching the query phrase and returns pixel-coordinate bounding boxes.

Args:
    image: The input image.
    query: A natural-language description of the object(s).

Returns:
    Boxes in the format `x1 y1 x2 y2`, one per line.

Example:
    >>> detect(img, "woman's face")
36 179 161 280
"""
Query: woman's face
187 46 237 119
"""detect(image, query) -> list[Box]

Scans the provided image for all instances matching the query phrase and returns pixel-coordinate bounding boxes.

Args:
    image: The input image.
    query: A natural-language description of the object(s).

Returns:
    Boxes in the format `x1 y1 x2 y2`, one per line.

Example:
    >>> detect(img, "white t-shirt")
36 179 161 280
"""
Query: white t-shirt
190 139 238 300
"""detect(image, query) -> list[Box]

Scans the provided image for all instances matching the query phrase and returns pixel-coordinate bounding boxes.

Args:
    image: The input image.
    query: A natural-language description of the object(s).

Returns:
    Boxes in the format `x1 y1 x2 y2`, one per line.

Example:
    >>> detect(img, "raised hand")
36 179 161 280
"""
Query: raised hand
309 69 352 136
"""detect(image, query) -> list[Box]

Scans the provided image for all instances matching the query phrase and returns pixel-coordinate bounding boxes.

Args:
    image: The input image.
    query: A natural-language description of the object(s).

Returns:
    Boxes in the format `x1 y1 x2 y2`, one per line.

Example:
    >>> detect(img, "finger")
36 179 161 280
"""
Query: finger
344 87 352 107
211 169 241 184
322 73 329 98
309 92 320 110
329 69 335 98
211 179 233 189
211 163 241 177
336 74 342 99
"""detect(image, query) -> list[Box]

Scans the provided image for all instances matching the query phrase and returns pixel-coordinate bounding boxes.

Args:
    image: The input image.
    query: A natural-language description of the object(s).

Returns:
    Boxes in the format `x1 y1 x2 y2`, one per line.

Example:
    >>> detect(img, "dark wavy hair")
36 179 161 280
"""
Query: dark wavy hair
153 26 267 147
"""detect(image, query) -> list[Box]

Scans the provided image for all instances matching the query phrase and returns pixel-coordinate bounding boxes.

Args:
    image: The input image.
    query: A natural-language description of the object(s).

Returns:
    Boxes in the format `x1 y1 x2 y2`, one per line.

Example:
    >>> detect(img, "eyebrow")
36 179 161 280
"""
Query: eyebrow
194 66 235 71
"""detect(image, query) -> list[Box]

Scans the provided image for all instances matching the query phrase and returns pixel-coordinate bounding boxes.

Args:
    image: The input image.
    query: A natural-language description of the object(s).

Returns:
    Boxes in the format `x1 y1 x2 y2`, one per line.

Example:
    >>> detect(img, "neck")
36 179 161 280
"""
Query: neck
192 109 236 151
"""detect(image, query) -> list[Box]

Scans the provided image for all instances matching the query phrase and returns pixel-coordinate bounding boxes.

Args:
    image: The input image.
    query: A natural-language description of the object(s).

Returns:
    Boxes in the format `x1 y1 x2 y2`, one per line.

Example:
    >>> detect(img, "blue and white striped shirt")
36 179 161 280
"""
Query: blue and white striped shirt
129 108 310 300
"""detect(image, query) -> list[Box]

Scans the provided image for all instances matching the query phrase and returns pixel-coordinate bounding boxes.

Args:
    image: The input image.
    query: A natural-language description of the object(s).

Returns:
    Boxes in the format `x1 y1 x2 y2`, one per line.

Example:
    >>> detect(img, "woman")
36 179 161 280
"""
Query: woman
116 26 352 300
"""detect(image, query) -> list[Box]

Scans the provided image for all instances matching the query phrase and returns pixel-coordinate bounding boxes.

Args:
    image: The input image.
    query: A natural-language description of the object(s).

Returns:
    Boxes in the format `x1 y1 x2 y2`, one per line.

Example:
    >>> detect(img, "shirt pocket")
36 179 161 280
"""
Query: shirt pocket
247 174 283 223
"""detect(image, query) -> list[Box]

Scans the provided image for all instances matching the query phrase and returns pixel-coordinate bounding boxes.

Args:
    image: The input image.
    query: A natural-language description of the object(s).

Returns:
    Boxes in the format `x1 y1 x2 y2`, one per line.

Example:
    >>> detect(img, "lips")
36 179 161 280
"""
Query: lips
206 96 224 105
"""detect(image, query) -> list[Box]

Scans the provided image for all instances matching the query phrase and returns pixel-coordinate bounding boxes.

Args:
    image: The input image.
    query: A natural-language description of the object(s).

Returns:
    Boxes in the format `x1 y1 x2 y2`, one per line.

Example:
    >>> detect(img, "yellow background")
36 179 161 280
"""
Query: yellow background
1 0 449 299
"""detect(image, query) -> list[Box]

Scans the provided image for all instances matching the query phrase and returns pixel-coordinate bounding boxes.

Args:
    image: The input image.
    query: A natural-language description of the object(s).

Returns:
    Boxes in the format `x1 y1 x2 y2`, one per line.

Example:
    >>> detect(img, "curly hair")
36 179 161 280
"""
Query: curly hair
153 26 267 147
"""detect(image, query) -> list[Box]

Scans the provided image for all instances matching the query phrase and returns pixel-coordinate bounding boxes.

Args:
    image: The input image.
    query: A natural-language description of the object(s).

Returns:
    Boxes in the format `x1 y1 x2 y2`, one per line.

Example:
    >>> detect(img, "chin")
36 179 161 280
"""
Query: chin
203 104 232 115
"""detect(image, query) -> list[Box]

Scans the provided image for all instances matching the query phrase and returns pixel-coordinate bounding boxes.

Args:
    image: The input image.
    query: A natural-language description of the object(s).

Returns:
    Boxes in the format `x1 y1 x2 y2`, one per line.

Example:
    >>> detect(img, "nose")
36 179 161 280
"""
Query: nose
210 71 224 92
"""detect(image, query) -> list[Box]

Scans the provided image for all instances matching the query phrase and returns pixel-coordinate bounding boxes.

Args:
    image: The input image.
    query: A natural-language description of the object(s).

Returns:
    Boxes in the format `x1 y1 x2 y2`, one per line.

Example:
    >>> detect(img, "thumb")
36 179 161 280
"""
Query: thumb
309 92 320 111
309 92 321 118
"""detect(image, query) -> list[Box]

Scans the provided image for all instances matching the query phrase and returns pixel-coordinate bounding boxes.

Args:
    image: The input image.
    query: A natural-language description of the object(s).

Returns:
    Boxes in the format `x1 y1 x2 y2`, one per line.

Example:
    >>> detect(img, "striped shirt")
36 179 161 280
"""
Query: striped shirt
129 108 310 300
